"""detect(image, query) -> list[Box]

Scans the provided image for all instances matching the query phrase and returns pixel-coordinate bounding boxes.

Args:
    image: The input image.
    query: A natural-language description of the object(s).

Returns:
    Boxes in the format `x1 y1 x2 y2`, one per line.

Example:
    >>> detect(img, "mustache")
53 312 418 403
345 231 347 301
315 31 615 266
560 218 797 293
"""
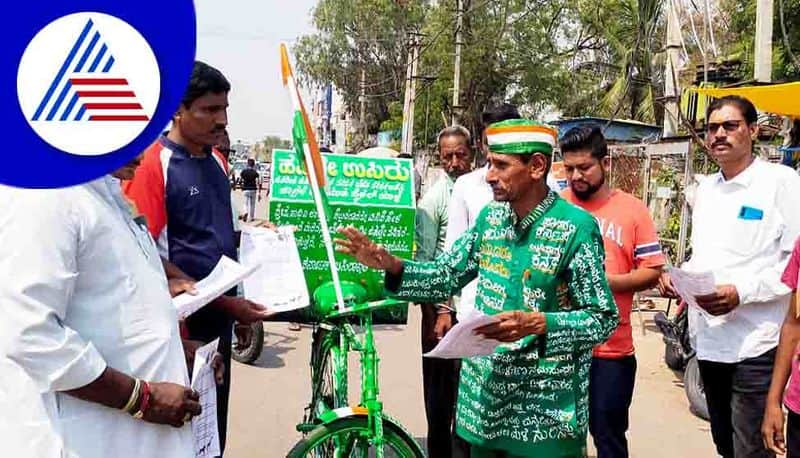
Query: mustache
711 141 731 148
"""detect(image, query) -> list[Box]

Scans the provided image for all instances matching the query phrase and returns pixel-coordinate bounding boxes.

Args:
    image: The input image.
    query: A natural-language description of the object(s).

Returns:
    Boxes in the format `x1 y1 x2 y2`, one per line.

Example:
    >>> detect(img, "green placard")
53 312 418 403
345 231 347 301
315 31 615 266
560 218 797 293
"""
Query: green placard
269 150 416 323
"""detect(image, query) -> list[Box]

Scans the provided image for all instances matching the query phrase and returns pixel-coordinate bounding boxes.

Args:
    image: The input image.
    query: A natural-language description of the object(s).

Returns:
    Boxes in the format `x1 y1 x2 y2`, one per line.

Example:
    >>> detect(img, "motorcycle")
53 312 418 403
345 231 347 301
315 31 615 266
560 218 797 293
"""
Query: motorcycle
232 321 265 364
654 299 710 421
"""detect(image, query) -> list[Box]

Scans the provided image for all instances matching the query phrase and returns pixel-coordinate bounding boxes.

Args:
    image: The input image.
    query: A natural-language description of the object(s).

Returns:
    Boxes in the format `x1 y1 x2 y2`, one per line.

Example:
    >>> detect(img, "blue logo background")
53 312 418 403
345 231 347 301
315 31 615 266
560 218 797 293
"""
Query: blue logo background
5 1 196 188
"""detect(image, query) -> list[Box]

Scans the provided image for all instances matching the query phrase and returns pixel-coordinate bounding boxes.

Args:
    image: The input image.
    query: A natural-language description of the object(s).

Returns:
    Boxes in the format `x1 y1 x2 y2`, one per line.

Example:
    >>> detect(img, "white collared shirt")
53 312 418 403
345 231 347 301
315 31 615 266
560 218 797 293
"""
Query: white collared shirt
445 167 492 320
0 176 193 458
684 158 800 363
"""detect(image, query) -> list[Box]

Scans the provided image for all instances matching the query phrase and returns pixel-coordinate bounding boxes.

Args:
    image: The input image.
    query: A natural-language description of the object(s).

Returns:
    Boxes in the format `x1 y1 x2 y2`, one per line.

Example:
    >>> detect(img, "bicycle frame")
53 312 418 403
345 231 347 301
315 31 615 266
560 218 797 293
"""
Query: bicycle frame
298 300 412 456
338 312 386 449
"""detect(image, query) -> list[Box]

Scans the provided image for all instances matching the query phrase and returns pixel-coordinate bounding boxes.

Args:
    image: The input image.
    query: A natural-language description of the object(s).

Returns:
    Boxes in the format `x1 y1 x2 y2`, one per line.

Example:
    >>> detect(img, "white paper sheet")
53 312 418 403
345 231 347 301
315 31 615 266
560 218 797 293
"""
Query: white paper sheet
240 225 309 313
172 256 258 320
423 309 502 359
191 338 220 458
670 268 729 325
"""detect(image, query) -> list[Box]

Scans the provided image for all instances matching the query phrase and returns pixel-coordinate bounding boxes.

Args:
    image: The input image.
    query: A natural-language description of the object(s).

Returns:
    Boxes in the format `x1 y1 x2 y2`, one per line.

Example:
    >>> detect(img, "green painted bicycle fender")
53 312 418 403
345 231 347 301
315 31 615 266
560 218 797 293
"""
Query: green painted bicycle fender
318 406 369 423
317 407 419 445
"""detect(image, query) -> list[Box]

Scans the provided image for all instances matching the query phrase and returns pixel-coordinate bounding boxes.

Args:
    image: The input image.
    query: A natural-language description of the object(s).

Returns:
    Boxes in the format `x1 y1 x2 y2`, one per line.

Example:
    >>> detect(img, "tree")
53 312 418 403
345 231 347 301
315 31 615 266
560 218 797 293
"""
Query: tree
294 0 427 148
382 0 605 146
258 136 291 162
295 0 800 147
719 0 800 81
562 0 666 124
296 0 614 149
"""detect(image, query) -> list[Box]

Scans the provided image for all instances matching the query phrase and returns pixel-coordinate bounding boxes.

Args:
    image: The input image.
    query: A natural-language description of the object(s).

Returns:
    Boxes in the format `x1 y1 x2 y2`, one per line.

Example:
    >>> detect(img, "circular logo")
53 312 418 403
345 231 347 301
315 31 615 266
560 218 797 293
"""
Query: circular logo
4 1 195 188
17 12 160 156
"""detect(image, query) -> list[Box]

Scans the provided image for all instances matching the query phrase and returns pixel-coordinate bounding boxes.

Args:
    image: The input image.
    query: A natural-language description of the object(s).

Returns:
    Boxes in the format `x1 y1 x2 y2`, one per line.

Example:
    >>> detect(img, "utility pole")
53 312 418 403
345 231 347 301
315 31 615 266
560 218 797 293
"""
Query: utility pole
359 69 367 139
401 34 420 156
663 0 682 137
754 0 774 82
401 39 413 155
419 76 436 146
408 38 419 154
451 0 464 125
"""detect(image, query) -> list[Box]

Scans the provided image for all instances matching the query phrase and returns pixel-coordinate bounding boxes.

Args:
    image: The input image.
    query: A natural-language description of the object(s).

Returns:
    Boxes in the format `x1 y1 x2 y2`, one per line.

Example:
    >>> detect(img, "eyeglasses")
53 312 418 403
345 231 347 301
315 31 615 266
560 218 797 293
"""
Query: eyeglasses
706 120 745 134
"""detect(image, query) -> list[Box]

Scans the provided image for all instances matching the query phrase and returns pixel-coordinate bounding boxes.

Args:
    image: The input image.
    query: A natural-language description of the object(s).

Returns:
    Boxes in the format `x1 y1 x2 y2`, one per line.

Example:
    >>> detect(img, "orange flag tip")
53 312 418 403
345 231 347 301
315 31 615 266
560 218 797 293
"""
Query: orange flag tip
280 43 293 86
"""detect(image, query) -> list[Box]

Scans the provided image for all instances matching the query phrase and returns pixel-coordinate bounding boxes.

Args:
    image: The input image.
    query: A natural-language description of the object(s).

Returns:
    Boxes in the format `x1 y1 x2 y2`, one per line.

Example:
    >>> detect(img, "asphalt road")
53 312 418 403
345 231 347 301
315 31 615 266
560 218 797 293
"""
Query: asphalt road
225 312 716 457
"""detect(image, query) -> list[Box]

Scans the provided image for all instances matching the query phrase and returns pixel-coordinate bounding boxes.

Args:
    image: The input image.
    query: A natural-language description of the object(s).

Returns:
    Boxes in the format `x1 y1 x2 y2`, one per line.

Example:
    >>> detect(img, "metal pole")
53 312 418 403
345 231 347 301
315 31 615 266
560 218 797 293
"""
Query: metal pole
704 0 718 57
360 69 367 140
677 142 693 264
663 0 681 137
642 147 652 206
400 36 414 155
424 81 431 148
407 37 420 155
702 0 709 84
754 0 774 82
451 0 463 125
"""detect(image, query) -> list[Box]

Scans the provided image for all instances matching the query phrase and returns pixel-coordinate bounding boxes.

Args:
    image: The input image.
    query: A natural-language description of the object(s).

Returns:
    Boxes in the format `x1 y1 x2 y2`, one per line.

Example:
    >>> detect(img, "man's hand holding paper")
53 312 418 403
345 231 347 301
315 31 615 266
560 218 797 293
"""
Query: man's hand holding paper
669 268 736 323
423 309 503 359
168 278 198 298
695 284 741 316
474 311 547 342
171 256 260 320
215 296 273 324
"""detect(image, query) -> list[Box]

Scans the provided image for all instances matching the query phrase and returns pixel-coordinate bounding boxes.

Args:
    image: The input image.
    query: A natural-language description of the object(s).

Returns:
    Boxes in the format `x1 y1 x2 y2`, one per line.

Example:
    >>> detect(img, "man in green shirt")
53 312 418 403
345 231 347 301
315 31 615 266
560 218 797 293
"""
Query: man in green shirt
415 125 473 458
337 118 618 457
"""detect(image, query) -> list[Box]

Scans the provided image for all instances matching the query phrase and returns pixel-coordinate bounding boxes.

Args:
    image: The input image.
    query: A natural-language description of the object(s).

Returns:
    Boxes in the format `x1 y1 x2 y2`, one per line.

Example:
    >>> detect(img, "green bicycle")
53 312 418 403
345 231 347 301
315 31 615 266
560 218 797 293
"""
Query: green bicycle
286 281 425 458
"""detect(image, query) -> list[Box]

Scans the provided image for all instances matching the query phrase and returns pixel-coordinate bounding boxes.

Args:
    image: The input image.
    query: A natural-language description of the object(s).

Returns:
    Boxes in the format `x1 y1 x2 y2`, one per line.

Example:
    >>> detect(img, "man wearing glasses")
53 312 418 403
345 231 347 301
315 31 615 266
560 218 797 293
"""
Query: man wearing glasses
659 95 800 458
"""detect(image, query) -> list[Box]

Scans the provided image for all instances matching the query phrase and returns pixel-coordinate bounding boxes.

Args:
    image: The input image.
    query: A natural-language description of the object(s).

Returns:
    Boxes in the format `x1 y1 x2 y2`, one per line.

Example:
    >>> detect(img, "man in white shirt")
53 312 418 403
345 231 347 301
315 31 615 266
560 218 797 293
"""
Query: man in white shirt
445 104 520 322
0 158 199 458
660 95 800 458
416 125 473 458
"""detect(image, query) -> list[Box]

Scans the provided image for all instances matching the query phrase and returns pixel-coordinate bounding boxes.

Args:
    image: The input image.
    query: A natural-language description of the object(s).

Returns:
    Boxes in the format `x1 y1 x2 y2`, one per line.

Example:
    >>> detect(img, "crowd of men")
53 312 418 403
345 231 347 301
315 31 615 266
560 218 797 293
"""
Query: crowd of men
339 94 800 458
2 57 800 458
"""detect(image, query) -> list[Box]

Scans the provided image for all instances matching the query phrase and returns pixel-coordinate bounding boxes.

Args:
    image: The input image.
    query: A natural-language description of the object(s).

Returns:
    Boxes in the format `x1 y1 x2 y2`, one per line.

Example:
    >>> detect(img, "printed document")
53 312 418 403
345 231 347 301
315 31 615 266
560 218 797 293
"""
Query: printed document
670 268 729 325
424 309 502 359
240 225 309 313
191 339 220 458
172 256 258 319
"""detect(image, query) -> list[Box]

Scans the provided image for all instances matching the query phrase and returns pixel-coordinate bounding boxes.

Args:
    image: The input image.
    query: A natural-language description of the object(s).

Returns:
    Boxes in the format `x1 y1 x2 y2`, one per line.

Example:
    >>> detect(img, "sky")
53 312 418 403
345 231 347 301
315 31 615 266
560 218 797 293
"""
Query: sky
195 0 317 144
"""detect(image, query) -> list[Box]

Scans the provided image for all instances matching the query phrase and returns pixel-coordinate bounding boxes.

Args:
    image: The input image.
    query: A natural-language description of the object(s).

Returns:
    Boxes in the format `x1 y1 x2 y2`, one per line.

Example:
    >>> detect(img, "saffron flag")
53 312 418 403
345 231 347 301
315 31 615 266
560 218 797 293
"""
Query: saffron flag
279 43 344 310
280 44 326 189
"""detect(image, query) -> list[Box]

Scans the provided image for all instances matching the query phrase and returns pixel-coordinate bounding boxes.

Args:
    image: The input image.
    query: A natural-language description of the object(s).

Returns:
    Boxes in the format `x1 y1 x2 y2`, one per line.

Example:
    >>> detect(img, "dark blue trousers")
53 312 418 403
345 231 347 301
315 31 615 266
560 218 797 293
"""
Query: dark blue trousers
589 355 637 458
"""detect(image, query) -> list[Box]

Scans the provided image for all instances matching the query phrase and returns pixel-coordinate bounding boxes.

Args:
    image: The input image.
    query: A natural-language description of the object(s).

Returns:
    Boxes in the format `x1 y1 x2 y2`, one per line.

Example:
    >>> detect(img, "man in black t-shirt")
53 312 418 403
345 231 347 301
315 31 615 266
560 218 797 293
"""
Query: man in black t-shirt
239 158 261 222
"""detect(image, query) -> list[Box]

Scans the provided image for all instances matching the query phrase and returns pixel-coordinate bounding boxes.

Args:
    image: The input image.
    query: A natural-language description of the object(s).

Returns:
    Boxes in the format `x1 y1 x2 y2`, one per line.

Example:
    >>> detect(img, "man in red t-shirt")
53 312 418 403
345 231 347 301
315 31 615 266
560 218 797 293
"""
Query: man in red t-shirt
561 125 665 458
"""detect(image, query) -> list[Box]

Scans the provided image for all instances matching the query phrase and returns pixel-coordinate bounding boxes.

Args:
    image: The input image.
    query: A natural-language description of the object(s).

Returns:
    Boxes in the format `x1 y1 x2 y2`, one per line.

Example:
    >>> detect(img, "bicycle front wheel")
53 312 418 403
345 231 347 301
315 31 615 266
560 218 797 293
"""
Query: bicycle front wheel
287 415 424 458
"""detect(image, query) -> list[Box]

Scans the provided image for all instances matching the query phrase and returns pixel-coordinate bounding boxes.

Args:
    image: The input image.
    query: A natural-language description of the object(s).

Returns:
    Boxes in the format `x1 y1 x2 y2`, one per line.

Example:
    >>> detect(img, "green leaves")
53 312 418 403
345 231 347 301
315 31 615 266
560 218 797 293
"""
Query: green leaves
293 0 799 146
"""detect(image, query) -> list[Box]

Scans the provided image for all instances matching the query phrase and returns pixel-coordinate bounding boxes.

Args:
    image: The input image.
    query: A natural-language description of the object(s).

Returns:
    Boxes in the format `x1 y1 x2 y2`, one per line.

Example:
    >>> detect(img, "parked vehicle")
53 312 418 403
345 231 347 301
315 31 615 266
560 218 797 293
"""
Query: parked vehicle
654 300 710 421
257 162 271 190
232 321 265 364
230 160 247 189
